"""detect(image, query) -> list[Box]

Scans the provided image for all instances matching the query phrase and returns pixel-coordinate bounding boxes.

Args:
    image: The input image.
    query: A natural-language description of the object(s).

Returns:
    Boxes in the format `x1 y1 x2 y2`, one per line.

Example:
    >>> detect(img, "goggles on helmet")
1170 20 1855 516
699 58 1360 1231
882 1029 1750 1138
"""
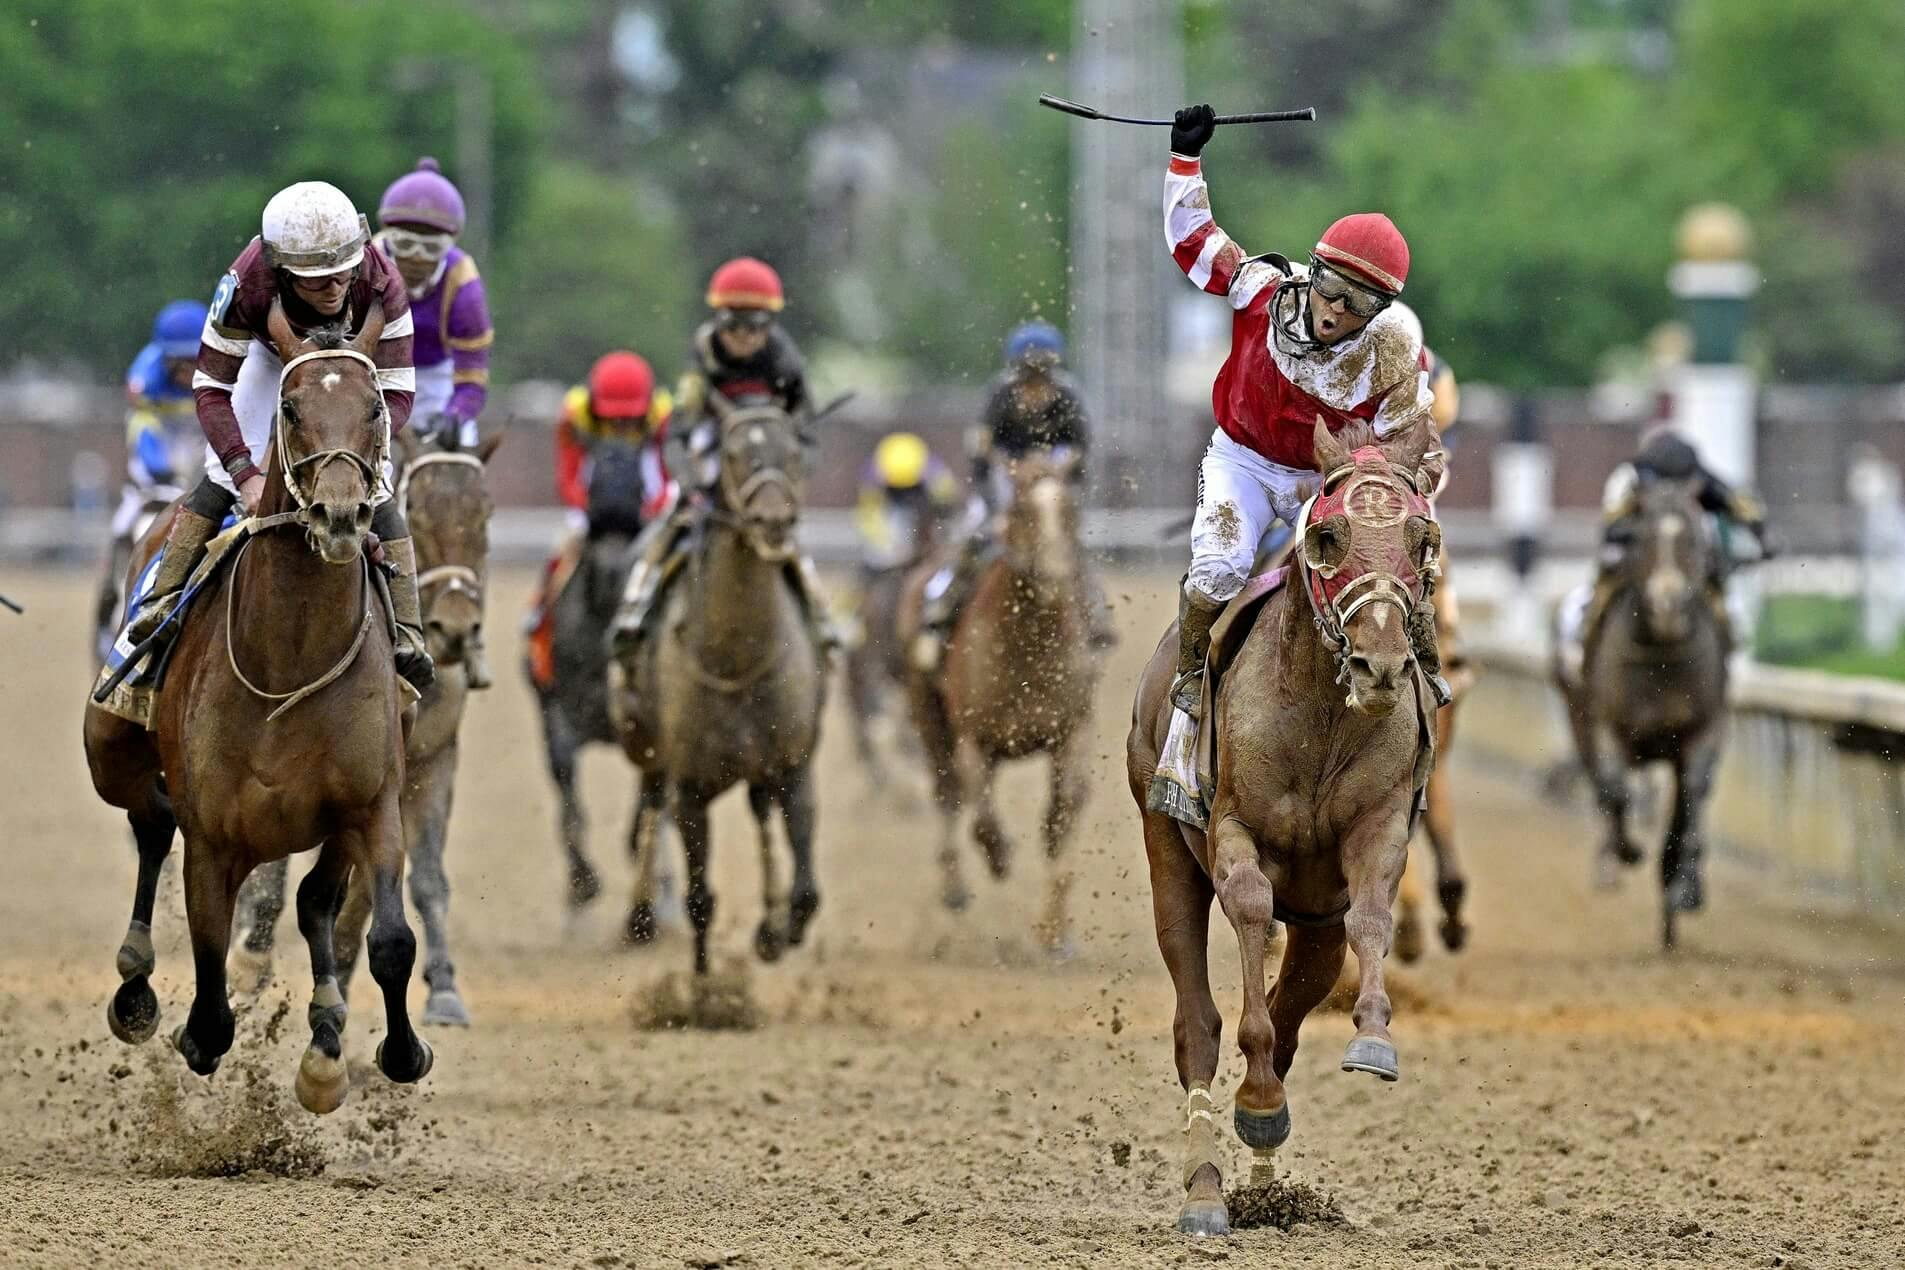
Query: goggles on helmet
1309 259 1394 319
382 228 455 262
717 308 774 333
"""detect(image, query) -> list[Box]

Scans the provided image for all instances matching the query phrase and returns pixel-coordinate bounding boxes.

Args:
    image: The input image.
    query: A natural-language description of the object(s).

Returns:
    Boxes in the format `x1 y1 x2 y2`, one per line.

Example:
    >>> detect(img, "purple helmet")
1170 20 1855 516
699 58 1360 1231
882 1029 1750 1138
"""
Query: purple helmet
377 157 465 235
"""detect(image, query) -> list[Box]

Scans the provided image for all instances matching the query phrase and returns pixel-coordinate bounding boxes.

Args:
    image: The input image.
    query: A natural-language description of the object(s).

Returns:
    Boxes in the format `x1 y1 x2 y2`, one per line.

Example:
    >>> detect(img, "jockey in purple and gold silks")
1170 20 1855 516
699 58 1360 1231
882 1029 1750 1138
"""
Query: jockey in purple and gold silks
375 158 494 450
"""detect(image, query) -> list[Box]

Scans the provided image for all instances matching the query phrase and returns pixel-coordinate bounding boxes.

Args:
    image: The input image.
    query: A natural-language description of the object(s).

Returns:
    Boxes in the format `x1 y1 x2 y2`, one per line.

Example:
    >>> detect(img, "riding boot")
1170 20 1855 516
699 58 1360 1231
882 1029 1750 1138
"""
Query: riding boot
1169 585 1225 720
911 532 985 673
609 518 681 660
1409 601 1453 707
381 536 438 692
124 508 220 645
791 555 842 654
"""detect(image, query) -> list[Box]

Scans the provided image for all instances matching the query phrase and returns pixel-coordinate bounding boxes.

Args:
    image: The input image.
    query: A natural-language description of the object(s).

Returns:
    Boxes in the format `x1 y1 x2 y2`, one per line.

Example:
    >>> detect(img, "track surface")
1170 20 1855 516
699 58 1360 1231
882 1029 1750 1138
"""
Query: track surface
1 566 1900 1269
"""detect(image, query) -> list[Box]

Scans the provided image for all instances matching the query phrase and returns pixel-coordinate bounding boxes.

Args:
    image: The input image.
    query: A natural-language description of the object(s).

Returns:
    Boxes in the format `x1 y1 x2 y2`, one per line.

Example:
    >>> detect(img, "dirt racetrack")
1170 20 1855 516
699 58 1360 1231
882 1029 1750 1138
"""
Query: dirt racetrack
2 564 1902 1269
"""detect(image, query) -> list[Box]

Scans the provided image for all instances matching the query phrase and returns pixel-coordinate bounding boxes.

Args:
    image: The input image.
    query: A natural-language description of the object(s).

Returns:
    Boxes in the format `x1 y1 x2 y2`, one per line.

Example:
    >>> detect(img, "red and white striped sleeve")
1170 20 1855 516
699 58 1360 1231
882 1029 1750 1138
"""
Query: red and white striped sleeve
1163 155 1281 311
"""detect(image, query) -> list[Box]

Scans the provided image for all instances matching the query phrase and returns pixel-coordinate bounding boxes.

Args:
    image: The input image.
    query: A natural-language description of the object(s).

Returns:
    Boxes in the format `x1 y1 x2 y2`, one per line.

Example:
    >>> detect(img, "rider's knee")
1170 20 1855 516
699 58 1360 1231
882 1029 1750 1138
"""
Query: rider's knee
370 500 407 540
1187 557 1247 605
183 475 236 520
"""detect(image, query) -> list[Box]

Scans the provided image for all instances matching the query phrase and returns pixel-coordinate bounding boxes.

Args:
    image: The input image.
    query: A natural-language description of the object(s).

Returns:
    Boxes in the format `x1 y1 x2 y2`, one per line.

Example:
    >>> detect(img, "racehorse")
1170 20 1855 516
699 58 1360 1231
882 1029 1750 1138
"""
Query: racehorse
843 498 947 795
610 394 825 974
528 439 676 934
1557 477 1729 949
83 301 433 1114
1126 418 1440 1236
895 451 1096 950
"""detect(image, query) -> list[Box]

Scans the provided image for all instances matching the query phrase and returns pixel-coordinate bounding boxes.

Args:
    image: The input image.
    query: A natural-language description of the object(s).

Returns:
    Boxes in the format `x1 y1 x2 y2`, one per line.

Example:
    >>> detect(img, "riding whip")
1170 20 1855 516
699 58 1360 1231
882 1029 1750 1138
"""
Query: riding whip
1038 94 1316 127
0 594 20 614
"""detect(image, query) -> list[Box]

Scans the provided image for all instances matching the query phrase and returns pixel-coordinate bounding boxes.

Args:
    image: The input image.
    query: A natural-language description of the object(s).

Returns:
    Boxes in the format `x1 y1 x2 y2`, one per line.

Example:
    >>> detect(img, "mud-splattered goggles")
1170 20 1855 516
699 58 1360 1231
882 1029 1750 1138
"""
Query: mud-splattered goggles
1308 259 1394 319
381 229 455 261
716 308 775 333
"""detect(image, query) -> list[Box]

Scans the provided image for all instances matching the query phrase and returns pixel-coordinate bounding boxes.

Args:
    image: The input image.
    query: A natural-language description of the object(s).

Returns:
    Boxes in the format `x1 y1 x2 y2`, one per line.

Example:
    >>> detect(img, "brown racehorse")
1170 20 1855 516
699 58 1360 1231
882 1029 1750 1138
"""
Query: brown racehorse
896 452 1096 951
1127 419 1440 1236
611 396 826 974
84 301 433 1114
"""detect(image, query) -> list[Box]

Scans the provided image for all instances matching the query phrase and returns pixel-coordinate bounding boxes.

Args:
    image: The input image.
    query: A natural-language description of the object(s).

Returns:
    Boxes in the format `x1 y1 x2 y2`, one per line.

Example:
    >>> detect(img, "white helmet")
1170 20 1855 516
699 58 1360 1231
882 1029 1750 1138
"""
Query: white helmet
261 181 369 277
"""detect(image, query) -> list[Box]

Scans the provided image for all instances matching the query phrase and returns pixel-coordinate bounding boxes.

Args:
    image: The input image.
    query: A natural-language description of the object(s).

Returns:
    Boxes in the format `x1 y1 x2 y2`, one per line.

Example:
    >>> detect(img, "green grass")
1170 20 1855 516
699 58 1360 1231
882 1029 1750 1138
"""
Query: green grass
1754 594 1905 680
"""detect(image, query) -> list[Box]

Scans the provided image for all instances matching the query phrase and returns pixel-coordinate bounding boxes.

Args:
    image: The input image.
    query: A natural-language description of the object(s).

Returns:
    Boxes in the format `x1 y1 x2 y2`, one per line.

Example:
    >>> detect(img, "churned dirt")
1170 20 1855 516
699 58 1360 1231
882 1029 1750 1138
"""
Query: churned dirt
2 565 1901 1269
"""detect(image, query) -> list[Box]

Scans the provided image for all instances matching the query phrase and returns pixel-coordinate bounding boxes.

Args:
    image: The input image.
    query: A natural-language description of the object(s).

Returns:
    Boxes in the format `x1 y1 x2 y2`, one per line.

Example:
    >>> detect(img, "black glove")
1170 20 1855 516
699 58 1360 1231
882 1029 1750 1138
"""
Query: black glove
1172 104 1217 157
423 412 457 444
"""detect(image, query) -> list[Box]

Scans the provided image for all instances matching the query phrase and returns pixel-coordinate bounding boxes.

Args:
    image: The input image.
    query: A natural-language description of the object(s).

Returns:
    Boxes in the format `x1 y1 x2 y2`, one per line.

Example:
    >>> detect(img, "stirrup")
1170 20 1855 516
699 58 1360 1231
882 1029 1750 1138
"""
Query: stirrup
395 628 437 692
1426 671 1452 708
125 593 181 646
1168 669 1204 720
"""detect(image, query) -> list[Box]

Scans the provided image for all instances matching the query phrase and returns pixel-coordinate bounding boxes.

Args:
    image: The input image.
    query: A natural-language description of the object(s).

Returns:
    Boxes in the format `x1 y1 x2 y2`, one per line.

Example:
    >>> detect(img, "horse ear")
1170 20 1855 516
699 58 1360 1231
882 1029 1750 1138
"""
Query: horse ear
1312 414 1350 478
1383 416 1432 482
1302 512 1351 578
265 297 300 364
1405 514 1443 575
352 302 387 358
476 431 505 465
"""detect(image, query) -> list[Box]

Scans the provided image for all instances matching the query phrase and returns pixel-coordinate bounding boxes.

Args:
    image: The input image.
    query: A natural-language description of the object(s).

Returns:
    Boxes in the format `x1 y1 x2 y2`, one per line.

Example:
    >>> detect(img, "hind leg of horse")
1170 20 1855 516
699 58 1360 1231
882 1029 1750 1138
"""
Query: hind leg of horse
1267 921 1348 1082
1393 851 1426 965
1586 728 1640 881
292 842 353 1114
543 701 600 909
964 740 1012 880
917 690 970 911
1208 816 1286 1151
108 799 176 1045
674 786 718 976
747 782 788 963
354 796 433 1085
174 841 239 1077
407 751 467 1025
1425 705 1470 952
230 856 288 992
1037 733 1086 957
332 866 371 1000
1143 814 1227 1236
623 773 668 946
845 649 891 795
1339 813 1410 1082
1662 730 1720 948
779 762 821 950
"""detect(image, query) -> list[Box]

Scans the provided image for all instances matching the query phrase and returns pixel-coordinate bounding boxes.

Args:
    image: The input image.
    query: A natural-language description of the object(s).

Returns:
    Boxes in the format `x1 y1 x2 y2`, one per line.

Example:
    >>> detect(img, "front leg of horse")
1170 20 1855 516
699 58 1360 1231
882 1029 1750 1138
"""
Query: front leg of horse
1037 734 1086 957
353 800 434 1086
1662 732 1720 949
1209 817 1288 1154
174 841 238 1077
408 770 468 1026
623 775 667 946
965 741 1012 880
747 783 787 962
292 843 354 1114
778 763 821 950
108 806 176 1045
543 702 600 911
230 855 289 993
675 788 717 976
1339 813 1410 1083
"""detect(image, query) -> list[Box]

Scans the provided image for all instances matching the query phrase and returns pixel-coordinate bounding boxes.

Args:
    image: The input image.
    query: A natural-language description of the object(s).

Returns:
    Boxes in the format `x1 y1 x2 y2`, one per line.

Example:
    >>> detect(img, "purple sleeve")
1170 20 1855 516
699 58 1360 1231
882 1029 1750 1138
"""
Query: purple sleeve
446 273 493 423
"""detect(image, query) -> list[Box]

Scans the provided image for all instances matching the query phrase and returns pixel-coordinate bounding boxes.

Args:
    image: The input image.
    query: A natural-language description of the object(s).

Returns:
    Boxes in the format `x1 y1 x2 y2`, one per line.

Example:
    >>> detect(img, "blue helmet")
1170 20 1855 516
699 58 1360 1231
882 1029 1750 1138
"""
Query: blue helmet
1005 321 1064 366
153 300 208 361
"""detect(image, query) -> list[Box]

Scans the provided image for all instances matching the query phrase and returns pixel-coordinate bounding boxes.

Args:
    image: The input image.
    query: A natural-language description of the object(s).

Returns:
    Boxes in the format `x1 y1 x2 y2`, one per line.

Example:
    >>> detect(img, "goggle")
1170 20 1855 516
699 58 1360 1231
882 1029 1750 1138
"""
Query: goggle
1309 259 1394 319
382 229 455 261
716 308 774 333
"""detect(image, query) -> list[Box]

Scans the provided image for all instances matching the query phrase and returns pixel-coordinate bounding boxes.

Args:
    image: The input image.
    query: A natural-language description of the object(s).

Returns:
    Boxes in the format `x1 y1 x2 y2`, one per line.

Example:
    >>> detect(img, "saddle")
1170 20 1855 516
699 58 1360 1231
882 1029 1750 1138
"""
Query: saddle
92 514 248 728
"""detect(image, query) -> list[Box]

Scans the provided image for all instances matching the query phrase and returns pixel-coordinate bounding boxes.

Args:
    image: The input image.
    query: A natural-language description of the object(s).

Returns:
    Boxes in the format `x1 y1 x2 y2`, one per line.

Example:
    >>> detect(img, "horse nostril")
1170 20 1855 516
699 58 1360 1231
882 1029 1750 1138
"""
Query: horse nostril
1348 655 1374 679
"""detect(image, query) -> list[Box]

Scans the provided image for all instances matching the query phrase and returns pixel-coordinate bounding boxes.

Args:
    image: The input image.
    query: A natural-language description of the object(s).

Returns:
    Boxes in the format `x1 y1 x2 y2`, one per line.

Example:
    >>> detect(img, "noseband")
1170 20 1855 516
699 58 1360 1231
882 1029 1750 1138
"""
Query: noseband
396 450 487 612
714 405 800 563
274 348 390 518
1294 452 1436 685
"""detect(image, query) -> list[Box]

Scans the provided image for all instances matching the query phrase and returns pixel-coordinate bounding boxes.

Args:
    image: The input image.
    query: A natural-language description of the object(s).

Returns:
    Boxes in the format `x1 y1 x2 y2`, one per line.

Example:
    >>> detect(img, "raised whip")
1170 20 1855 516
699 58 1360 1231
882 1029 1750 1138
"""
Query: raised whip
1038 94 1316 127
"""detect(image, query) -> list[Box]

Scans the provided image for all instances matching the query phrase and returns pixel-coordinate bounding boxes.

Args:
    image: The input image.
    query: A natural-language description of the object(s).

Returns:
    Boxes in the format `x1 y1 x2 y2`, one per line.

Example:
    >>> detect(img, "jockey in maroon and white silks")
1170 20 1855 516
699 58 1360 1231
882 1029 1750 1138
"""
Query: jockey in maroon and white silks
1161 104 1445 716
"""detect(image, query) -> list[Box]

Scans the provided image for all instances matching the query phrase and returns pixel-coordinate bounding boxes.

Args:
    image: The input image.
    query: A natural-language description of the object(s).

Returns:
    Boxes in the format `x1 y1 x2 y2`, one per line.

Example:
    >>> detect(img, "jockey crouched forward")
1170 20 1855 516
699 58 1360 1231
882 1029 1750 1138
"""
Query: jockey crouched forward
523 352 675 689
850 432 960 644
123 181 436 692
1158 104 1450 738
609 257 837 663
374 156 498 685
912 321 1118 671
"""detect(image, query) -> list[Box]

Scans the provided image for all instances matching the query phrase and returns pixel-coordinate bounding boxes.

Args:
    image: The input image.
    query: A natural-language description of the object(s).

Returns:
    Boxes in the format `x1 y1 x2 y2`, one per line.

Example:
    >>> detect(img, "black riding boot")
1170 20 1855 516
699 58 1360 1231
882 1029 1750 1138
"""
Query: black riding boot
1169 585 1224 719
382 536 437 693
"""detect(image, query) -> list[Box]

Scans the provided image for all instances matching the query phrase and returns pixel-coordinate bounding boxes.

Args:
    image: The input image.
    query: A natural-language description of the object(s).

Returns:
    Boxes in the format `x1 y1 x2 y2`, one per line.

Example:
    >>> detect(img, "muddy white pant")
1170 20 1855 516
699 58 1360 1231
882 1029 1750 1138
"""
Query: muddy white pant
1189 428 1316 602
202 340 394 502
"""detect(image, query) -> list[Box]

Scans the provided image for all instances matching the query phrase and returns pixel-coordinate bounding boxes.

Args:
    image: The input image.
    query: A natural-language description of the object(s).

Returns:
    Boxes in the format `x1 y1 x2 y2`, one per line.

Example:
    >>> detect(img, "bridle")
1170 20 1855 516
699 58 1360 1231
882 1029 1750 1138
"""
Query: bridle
711 401 801 563
1294 450 1437 686
396 449 487 615
273 347 390 518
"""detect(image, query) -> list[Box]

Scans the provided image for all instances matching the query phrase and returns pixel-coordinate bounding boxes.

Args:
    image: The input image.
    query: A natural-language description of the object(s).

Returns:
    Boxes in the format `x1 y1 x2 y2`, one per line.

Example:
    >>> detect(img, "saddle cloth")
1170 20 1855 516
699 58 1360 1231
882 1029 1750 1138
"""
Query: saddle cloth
93 514 245 728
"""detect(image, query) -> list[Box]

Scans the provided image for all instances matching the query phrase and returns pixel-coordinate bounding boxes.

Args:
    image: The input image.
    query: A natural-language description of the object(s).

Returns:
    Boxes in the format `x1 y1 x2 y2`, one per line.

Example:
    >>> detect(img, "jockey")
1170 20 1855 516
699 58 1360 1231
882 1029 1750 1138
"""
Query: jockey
612 257 836 655
1162 104 1448 718
114 301 207 538
855 431 960 574
525 351 674 690
374 158 497 685
912 321 1113 668
123 180 435 691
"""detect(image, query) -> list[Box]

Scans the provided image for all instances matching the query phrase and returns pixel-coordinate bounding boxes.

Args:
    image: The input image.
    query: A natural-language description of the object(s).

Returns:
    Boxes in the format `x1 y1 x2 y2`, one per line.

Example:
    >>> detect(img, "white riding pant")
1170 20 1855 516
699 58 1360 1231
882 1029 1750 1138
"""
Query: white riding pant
203 340 392 503
1188 428 1315 602
413 359 481 447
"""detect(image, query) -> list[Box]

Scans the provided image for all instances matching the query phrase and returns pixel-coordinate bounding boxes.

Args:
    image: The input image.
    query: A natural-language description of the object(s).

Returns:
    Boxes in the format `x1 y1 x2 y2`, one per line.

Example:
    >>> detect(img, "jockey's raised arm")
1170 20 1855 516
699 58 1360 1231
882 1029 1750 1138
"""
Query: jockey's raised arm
1163 152 1285 311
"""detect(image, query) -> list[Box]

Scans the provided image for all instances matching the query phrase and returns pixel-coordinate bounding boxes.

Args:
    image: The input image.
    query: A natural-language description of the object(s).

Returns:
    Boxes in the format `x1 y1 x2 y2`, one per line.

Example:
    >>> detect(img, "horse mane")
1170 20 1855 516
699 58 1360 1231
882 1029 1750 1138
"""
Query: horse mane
1333 420 1382 452
304 324 355 351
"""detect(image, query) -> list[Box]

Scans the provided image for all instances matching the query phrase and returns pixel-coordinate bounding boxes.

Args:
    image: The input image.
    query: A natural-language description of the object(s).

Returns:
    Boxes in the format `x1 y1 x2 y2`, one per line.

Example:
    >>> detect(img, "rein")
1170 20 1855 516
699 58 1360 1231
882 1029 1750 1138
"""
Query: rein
713 403 801 563
224 533 374 722
273 348 390 516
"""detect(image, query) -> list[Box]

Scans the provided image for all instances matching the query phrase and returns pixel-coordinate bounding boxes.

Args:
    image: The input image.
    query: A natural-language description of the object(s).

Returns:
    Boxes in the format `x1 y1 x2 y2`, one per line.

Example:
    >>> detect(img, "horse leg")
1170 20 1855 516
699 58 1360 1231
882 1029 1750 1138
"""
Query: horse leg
1339 814 1410 1082
845 647 891 796
1208 817 1287 1157
918 688 970 911
676 786 717 976
1037 732 1086 958
1267 921 1348 1082
543 699 600 910
1425 703 1469 952
748 782 787 963
408 748 468 1026
230 855 288 992
174 841 239 1077
1662 729 1720 949
780 763 821 950
354 796 433 1085
623 774 668 946
292 842 354 1114
965 740 1012 880
333 864 370 1001
1586 727 1638 886
1393 851 1425 965
1143 815 1227 1236
108 798 176 1045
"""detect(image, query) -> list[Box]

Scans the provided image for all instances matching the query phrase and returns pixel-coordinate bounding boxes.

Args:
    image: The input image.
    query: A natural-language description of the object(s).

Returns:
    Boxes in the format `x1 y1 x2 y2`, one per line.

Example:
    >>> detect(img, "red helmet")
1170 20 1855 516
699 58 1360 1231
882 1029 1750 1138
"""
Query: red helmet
706 256 785 312
1314 213 1409 294
588 351 654 419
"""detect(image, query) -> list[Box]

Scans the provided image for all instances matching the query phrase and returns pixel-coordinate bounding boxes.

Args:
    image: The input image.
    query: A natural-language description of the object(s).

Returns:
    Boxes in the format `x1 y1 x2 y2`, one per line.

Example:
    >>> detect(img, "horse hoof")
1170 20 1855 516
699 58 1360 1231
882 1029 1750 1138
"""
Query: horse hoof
973 821 1012 880
1614 840 1644 867
1177 1199 1231 1238
1668 873 1705 912
172 1025 221 1077
422 988 471 1028
940 879 971 913
754 922 786 964
787 893 819 947
569 865 603 907
622 903 657 947
1439 917 1469 954
376 1035 435 1084
107 979 160 1045
1341 1036 1400 1082
1233 1102 1291 1150
294 1047 349 1115
1394 914 1424 965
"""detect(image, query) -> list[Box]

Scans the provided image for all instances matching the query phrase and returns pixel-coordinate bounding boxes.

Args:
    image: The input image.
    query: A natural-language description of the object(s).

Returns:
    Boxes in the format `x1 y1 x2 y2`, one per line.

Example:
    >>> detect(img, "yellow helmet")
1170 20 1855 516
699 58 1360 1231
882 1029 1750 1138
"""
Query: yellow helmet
874 432 930 489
